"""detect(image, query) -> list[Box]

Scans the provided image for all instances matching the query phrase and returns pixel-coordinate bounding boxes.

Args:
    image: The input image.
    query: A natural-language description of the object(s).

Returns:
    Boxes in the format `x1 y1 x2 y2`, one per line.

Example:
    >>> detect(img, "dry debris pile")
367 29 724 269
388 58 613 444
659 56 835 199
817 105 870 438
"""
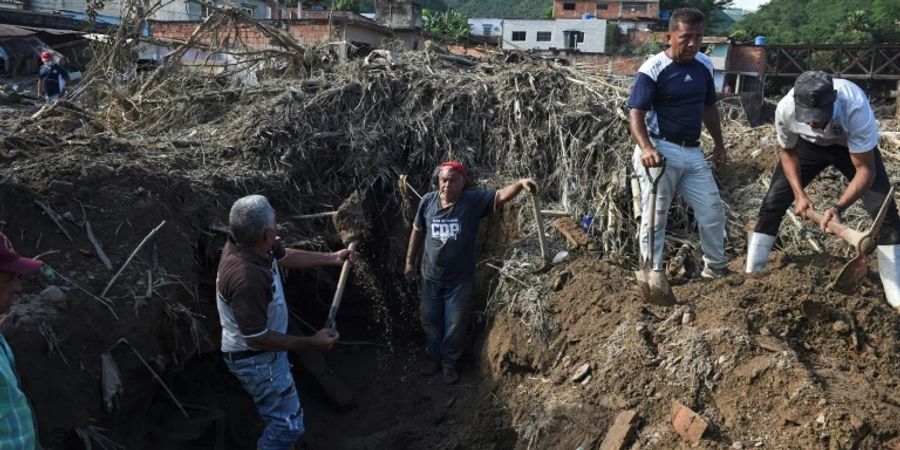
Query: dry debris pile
0 8 899 449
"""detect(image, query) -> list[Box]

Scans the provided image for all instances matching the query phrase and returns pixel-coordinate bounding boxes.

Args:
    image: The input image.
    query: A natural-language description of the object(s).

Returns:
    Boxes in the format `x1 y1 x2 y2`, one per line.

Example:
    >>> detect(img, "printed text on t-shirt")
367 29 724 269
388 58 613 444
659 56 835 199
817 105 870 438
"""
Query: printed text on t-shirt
432 219 461 243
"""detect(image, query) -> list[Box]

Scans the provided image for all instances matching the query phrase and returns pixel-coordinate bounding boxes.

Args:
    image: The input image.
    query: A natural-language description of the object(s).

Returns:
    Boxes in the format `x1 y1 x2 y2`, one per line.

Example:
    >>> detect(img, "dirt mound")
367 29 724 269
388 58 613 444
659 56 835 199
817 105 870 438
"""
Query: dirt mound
477 255 900 449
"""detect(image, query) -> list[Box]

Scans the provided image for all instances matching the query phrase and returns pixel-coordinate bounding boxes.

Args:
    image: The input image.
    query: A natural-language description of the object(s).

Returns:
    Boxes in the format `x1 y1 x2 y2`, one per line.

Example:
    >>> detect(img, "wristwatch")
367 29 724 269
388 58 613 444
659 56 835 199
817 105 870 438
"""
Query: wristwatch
833 204 846 216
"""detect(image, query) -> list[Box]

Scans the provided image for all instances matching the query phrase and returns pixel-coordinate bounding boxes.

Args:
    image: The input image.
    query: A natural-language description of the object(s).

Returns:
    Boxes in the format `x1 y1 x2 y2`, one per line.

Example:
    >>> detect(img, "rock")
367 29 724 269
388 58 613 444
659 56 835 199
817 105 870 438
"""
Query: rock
49 180 74 194
599 410 639 450
552 251 569 264
831 320 850 333
754 442 763 447
571 363 591 383
552 270 572 291
681 312 693 325
671 401 708 445
732 442 744 449
39 285 66 303
816 413 826 426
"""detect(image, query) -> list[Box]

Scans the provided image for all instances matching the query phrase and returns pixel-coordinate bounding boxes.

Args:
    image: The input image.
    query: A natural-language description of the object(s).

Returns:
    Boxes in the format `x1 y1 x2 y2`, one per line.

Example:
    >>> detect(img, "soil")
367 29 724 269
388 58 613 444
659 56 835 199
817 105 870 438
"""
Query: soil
1 80 899 450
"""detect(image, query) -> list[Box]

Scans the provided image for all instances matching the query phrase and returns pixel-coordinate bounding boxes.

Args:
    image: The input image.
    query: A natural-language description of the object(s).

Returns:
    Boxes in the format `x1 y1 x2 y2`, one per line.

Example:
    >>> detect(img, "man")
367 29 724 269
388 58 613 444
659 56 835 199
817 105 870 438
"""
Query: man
0 232 43 449
746 71 900 311
36 51 68 103
404 161 535 384
216 195 355 450
627 8 728 279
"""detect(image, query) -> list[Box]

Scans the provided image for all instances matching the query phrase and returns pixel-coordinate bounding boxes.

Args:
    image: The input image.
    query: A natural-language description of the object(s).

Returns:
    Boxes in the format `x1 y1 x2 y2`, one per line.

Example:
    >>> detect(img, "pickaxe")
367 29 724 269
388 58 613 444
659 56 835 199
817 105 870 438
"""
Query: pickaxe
803 187 894 294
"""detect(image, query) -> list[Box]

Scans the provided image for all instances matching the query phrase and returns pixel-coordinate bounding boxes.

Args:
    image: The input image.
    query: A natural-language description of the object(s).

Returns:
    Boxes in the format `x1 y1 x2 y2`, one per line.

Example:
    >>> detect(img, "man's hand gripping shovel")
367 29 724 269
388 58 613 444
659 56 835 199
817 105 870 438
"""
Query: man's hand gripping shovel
323 241 359 336
803 187 894 294
634 158 677 306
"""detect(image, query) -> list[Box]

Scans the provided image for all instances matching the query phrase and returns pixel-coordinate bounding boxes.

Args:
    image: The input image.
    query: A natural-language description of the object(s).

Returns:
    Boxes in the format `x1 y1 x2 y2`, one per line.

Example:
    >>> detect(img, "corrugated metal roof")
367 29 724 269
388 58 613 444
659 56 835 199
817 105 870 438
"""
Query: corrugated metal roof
0 24 36 38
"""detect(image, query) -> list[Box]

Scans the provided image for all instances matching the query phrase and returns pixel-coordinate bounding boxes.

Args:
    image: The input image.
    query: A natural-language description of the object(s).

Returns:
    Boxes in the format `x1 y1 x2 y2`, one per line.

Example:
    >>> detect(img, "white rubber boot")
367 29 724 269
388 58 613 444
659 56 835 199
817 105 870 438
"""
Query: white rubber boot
876 245 900 311
745 232 776 273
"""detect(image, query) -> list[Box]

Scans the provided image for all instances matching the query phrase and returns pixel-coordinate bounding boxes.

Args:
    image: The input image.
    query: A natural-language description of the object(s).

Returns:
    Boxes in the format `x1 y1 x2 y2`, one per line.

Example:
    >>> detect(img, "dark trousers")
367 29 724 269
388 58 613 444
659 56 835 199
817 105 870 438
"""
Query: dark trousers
420 278 473 369
755 139 900 246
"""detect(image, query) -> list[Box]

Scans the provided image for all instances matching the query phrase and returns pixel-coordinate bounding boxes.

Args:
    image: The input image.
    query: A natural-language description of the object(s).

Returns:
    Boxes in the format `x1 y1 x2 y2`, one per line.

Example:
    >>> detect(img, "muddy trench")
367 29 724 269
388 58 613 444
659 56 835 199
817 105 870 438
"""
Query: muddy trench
2 167 529 450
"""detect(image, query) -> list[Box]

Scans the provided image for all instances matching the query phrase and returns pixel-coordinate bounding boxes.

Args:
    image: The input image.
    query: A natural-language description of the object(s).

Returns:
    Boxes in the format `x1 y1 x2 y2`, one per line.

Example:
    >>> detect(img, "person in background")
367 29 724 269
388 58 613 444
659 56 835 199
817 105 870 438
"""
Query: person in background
37 51 69 103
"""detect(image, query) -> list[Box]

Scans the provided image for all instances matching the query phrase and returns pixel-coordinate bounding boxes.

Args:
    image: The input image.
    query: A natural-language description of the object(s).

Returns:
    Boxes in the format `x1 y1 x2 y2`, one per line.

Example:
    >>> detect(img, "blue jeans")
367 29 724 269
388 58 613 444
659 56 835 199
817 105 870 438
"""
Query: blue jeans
633 139 727 270
420 278 473 369
224 351 304 450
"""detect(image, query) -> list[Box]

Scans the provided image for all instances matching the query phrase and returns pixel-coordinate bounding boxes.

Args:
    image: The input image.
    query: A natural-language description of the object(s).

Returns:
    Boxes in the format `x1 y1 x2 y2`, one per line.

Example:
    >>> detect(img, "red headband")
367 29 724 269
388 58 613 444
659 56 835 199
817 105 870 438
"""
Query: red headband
439 161 467 179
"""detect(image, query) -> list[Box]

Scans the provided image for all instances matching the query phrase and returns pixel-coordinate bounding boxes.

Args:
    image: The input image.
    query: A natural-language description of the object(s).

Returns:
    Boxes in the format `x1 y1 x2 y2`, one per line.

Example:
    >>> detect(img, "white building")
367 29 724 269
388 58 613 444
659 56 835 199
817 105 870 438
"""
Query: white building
501 18 606 53
468 18 502 37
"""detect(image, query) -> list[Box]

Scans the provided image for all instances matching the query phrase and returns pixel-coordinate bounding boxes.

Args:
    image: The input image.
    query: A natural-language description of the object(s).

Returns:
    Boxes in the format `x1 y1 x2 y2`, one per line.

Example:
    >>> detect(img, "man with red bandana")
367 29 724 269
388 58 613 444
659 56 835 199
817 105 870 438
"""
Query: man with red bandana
404 162 535 384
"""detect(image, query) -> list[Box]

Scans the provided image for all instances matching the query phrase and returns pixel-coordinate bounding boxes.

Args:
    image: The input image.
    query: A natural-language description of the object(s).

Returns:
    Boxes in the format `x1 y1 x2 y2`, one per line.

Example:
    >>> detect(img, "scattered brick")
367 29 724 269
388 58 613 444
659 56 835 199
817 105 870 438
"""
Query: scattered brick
599 409 639 450
671 401 708 445
550 217 589 248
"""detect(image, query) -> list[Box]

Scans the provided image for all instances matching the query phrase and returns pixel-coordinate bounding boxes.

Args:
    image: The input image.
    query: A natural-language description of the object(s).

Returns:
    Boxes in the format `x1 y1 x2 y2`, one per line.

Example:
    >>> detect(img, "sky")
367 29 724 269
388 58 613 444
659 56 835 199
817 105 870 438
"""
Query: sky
731 0 770 11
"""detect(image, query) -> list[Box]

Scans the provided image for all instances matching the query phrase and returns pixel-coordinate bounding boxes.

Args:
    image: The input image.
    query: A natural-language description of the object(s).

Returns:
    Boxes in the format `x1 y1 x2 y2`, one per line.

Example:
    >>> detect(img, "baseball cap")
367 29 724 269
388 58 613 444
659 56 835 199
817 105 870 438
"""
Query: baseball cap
793 71 837 124
0 232 43 276
40 51 52 62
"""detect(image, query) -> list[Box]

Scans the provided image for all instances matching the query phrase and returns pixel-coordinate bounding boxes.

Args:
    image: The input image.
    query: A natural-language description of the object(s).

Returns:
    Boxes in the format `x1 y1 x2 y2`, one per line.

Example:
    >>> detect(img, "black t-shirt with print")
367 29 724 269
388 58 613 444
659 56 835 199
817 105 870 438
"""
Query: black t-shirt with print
414 189 496 283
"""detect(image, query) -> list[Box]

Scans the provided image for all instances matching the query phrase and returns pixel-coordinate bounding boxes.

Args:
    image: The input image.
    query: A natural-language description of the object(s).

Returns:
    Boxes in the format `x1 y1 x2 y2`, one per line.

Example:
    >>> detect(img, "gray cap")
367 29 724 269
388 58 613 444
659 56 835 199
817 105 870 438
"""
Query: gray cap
794 71 836 123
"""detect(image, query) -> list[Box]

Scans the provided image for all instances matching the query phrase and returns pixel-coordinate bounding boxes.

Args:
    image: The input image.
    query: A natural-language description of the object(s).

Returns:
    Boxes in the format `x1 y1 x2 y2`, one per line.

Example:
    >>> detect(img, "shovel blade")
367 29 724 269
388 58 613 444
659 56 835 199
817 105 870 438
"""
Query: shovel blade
635 269 677 306
830 254 868 295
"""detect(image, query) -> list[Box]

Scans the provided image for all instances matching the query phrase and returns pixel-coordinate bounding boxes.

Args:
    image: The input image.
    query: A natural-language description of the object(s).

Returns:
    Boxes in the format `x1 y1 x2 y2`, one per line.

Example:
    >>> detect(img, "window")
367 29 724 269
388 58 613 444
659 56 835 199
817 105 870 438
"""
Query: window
483 24 493 36
536 31 552 41
240 3 255 16
563 2 576 10
596 3 608 10
622 2 648 13
512 31 526 41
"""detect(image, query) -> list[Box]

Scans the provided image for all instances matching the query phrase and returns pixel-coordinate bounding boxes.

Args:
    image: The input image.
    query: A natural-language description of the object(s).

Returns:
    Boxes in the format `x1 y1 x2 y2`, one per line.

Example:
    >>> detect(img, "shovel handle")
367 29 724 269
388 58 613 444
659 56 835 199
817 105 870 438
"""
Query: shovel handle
643 157 667 195
528 186 550 264
804 210 873 252
324 241 358 330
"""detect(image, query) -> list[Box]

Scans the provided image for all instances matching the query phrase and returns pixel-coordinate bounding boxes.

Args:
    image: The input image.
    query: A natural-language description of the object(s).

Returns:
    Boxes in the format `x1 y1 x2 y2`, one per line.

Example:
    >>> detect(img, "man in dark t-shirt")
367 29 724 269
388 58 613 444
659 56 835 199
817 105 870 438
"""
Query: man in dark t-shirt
36 51 69 103
404 161 535 384
627 8 728 280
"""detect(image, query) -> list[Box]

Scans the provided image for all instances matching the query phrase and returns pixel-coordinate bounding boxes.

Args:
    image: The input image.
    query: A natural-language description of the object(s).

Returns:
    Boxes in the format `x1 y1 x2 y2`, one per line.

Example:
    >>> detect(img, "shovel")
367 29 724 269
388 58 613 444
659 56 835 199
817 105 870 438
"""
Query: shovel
323 241 358 332
526 182 551 273
803 187 894 294
634 159 677 306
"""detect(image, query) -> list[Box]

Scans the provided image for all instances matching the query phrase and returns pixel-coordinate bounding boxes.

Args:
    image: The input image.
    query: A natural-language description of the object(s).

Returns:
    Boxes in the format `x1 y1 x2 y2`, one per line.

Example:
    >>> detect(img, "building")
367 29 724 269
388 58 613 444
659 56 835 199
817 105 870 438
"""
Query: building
553 0 664 36
468 18 502 37
150 2 426 54
23 0 276 21
554 0 659 20
501 18 606 54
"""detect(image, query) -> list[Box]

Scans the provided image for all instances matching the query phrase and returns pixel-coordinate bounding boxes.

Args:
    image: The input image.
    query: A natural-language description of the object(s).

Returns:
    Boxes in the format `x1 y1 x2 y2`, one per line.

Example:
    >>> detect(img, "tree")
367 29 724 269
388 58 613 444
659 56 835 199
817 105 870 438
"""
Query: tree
540 4 553 19
661 0 735 32
336 0 361 13
730 0 900 44
423 8 471 40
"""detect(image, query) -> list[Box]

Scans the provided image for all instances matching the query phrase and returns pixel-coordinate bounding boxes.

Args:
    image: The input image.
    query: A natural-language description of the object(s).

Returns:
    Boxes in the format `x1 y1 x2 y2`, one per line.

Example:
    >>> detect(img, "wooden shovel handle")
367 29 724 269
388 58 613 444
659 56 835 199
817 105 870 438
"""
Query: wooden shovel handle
804 210 870 250
325 241 358 330
528 187 550 263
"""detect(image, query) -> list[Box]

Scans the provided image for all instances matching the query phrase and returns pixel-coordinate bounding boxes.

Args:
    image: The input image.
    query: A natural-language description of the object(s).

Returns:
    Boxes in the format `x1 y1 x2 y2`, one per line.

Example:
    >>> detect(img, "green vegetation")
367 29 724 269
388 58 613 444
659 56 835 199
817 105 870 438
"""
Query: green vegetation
661 0 734 32
731 0 900 44
423 8 471 39
336 0 361 13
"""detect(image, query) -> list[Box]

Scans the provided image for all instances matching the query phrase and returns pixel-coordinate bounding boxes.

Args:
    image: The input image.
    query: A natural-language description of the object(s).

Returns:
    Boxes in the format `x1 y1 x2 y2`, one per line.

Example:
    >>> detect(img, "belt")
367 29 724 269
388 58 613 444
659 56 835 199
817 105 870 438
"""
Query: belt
223 349 265 361
650 133 700 148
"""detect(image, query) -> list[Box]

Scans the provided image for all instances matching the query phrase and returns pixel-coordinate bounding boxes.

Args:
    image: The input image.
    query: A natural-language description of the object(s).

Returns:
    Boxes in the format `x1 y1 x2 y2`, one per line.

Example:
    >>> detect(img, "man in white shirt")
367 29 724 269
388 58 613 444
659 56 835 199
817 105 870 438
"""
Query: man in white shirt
746 71 900 311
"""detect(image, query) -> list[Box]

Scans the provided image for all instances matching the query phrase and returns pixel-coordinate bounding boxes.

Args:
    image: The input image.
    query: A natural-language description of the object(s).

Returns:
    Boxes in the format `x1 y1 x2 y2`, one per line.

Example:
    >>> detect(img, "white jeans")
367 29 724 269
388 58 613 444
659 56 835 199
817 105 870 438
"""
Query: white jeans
633 139 726 270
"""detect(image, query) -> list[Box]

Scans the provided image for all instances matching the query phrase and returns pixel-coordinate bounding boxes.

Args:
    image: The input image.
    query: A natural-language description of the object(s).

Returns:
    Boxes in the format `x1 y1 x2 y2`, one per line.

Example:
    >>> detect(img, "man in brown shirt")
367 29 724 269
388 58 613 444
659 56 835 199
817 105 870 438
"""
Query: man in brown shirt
216 195 355 450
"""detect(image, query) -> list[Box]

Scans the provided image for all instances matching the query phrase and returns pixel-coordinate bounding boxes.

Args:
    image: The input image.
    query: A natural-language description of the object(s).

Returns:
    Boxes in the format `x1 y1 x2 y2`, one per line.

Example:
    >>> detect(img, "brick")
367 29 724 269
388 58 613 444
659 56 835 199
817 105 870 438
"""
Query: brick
550 217 589 248
672 401 708 445
599 410 639 450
